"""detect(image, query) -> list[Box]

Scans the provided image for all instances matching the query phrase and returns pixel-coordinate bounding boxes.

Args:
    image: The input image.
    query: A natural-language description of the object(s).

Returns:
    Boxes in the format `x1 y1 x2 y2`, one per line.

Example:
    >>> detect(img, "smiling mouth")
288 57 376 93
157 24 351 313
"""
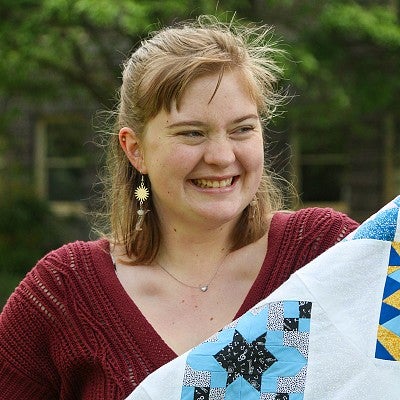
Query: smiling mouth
192 177 234 188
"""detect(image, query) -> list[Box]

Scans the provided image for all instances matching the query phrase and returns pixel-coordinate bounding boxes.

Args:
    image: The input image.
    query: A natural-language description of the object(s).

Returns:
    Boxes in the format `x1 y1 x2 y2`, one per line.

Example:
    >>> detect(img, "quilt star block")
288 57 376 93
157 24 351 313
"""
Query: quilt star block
180 301 312 399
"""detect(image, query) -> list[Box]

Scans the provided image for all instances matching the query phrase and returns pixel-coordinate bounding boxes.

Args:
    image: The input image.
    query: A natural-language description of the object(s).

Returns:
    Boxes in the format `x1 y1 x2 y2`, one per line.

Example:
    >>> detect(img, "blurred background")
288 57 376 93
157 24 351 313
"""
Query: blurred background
1 0 399 307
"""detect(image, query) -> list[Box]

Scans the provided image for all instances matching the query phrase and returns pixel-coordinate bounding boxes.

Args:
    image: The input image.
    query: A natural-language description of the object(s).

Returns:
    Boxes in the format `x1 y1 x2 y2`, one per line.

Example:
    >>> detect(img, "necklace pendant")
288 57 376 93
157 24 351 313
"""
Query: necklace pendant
200 285 208 292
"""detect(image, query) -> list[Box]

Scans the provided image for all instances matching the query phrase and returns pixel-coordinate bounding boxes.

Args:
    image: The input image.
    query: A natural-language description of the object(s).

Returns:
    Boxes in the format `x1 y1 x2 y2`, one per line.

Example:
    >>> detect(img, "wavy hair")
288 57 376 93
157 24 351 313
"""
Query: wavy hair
99 15 288 264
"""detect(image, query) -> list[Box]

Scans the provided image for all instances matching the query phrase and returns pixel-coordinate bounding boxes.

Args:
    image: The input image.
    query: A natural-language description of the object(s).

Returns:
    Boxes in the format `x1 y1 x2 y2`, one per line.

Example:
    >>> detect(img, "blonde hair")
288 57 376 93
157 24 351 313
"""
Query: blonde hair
102 15 287 264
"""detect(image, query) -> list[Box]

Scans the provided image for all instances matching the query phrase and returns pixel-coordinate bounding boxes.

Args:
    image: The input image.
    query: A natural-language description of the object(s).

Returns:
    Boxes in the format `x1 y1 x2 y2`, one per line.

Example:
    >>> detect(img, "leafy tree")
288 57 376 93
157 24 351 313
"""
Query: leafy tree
1 0 398 120
293 1 400 219
0 0 218 105
0 0 399 220
225 0 400 218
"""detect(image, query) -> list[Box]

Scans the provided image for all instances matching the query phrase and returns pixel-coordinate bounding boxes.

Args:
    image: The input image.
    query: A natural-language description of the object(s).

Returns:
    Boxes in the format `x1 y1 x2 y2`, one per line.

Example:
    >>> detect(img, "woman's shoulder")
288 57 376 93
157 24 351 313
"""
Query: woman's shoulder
3 239 112 318
265 207 359 276
293 206 358 234
274 206 358 236
34 238 110 272
271 206 359 256
16 239 111 296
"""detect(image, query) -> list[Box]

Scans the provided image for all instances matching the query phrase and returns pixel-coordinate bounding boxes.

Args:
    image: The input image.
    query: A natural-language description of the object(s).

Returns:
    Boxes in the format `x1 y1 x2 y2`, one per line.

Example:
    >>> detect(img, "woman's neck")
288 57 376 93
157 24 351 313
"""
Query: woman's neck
156 219 235 278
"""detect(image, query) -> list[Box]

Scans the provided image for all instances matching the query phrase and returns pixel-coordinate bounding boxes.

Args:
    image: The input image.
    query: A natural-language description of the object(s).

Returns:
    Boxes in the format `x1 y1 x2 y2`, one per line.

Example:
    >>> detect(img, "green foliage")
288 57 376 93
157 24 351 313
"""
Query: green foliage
0 191 57 275
2 0 396 126
322 4 400 47
0 0 399 216
316 3 399 121
277 0 400 147
0 0 224 105
0 271 23 311
0 188 89 276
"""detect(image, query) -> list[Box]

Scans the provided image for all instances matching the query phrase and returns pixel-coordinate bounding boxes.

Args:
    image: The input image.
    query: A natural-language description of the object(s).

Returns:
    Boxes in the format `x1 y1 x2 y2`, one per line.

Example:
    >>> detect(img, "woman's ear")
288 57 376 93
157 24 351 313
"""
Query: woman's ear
119 127 147 173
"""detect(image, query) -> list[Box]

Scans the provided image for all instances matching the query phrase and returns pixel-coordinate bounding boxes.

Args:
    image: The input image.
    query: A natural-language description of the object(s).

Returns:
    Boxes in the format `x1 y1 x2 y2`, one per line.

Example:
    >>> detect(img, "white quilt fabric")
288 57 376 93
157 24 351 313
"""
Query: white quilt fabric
126 196 400 400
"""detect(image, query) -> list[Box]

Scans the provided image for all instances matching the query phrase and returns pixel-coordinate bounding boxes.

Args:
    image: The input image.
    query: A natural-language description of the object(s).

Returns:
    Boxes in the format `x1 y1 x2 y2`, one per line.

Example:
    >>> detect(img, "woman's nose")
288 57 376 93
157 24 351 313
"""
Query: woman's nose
203 136 235 167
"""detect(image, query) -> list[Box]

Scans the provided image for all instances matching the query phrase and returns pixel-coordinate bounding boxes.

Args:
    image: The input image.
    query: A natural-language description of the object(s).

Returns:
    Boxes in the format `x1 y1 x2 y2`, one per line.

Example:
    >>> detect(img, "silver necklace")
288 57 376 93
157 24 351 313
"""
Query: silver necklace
155 255 228 292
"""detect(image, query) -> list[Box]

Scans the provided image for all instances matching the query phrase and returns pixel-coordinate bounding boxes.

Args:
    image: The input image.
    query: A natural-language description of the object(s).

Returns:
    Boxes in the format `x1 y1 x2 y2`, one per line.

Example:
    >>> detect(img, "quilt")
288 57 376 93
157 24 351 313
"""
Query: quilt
126 196 400 399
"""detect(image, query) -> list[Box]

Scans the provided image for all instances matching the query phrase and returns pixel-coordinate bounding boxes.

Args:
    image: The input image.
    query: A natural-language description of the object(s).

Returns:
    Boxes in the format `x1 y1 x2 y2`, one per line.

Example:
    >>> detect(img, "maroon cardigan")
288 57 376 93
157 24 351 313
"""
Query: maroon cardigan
0 207 358 399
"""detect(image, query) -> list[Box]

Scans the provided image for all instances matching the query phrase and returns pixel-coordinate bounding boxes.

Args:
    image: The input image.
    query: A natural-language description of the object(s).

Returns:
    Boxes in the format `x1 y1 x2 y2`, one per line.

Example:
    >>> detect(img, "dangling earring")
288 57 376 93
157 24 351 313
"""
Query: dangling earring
134 174 150 231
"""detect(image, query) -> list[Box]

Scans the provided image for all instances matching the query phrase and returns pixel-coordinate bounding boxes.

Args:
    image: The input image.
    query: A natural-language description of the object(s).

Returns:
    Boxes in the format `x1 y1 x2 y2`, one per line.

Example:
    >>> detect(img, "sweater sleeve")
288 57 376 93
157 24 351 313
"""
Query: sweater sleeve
284 207 359 274
258 207 359 301
0 251 65 399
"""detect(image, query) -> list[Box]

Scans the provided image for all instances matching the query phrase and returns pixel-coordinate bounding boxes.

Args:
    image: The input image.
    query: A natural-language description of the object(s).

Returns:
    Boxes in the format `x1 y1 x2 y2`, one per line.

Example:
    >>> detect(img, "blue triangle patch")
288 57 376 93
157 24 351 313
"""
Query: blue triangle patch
389 245 400 266
379 302 400 324
375 340 396 360
389 269 400 284
382 315 400 337
353 208 398 241
383 276 400 300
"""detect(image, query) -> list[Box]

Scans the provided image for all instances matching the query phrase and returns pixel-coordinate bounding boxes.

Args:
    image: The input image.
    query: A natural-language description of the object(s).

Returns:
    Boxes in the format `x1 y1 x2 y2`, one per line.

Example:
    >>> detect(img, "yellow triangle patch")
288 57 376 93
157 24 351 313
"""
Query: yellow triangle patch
377 325 400 360
383 290 400 310
392 242 400 257
388 266 400 275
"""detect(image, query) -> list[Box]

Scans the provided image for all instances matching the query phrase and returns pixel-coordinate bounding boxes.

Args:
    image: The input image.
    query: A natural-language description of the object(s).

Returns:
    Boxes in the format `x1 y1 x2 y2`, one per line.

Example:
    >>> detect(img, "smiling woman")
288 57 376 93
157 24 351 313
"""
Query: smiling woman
0 15 359 400
110 17 288 264
119 70 264 235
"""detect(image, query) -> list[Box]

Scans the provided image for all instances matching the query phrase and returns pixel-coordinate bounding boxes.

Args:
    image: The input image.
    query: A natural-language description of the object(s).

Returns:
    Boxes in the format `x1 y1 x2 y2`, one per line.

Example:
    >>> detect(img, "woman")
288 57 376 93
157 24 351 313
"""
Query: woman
0 15 358 399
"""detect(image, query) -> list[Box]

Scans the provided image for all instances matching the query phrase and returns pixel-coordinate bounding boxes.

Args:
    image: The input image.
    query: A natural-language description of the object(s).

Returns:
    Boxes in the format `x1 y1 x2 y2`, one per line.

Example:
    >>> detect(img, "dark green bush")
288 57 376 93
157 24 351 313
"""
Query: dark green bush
0 271 22 310
0 191 89 276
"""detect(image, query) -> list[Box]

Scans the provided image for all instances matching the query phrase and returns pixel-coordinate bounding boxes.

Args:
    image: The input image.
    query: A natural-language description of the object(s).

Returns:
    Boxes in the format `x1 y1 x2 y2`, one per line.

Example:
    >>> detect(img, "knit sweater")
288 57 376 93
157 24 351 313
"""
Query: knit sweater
0 208 358 399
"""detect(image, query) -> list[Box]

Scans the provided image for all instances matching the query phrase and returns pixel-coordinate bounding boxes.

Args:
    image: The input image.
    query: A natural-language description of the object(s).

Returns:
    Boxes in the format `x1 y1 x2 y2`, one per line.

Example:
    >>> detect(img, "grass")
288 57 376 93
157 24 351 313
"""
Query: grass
0 271 24 310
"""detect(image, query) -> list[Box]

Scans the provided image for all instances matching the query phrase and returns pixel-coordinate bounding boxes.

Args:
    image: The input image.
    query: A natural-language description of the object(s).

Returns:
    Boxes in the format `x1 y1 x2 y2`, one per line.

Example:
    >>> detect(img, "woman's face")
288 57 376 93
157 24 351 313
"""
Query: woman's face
131 70 264 231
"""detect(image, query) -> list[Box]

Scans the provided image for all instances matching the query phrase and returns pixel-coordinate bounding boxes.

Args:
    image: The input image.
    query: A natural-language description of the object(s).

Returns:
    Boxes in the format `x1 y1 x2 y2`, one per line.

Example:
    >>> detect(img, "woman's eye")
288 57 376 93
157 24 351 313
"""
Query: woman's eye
234 126 254 134
181 131 204 138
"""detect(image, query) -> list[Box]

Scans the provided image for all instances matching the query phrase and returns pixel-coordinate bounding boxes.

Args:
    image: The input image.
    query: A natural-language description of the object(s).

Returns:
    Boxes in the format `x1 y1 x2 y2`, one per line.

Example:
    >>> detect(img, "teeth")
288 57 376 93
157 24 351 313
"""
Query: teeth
193 178 233 188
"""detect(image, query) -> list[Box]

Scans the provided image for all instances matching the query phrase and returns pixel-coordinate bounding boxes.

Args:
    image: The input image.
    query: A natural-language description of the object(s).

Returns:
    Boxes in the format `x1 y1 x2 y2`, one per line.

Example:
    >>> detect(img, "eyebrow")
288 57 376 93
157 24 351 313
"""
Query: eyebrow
166 114 259 129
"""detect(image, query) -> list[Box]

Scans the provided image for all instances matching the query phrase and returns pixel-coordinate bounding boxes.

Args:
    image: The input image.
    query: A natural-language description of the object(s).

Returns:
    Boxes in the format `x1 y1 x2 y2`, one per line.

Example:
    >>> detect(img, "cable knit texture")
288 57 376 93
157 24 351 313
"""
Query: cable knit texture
0 208 358 399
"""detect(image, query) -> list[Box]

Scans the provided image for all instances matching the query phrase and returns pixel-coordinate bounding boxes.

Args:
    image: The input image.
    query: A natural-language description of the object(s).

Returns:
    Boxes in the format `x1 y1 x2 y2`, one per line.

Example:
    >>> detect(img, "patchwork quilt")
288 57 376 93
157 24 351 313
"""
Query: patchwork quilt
126 196 400 399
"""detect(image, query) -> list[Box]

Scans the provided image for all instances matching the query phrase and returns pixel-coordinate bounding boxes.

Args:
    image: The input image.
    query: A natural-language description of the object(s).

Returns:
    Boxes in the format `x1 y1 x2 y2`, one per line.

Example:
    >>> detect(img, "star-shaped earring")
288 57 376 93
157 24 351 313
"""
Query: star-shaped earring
135 175 149 205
